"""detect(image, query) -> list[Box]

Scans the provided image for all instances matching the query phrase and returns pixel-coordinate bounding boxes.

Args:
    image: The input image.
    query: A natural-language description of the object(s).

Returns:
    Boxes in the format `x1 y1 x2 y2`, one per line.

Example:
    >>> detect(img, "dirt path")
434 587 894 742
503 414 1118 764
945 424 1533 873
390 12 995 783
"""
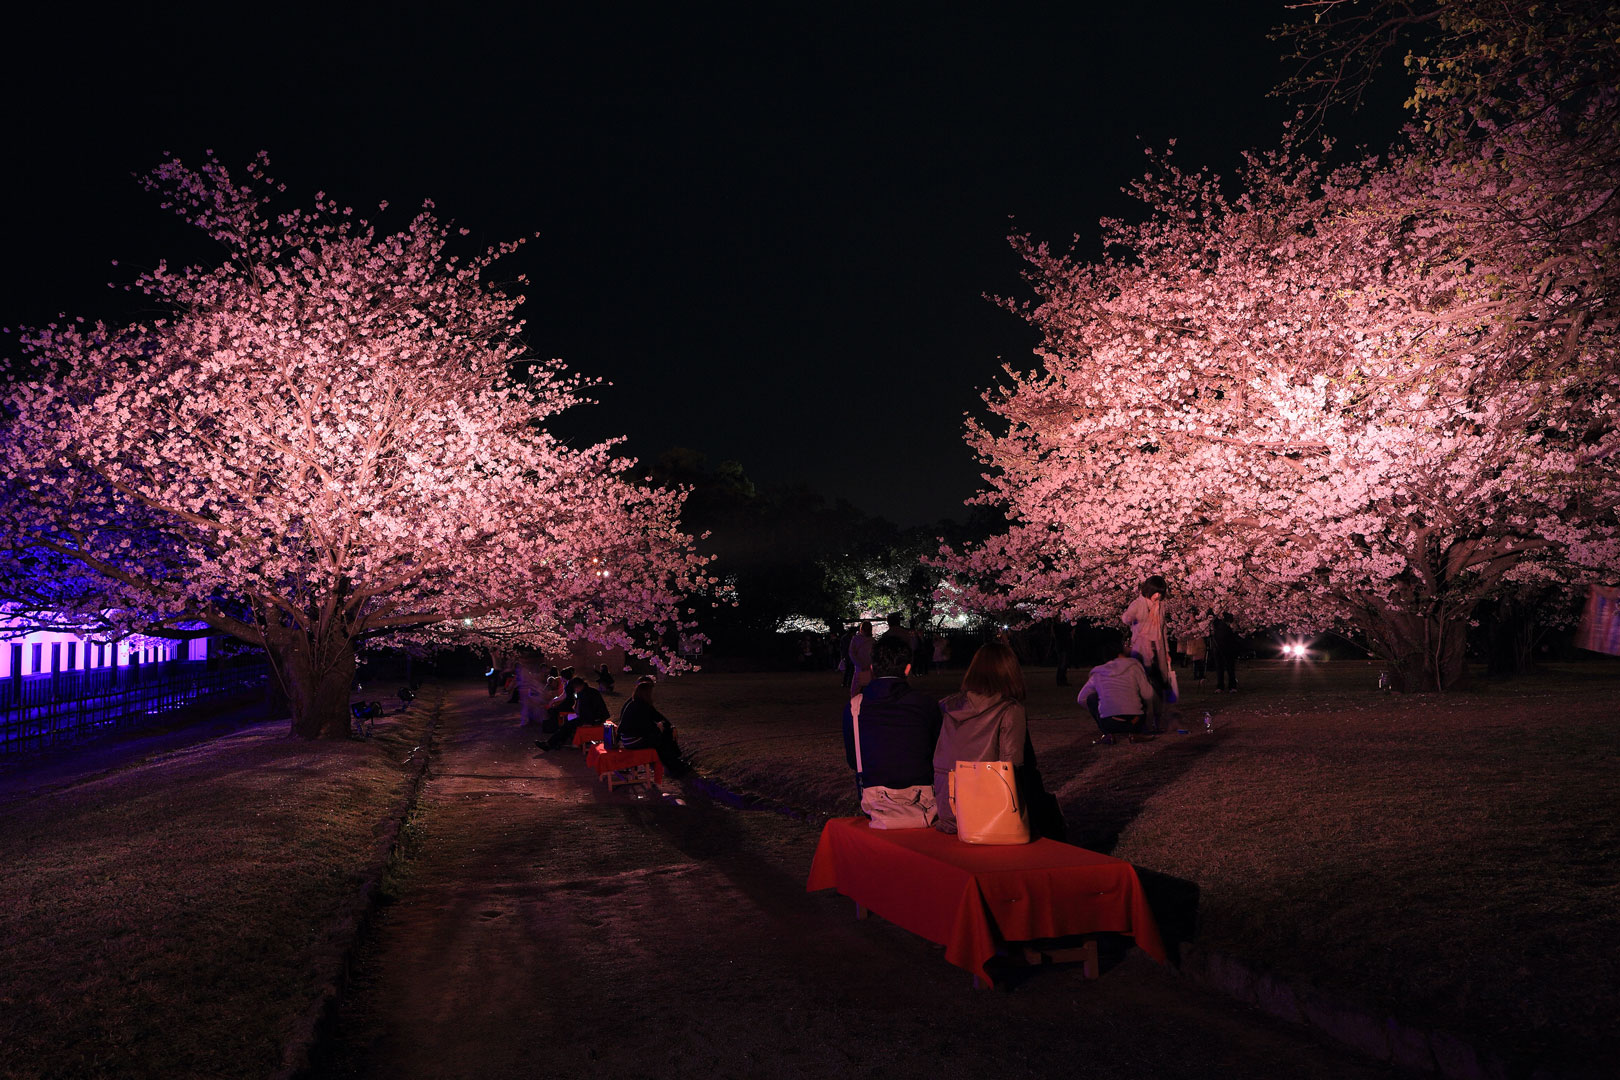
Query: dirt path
310 686 1392 1080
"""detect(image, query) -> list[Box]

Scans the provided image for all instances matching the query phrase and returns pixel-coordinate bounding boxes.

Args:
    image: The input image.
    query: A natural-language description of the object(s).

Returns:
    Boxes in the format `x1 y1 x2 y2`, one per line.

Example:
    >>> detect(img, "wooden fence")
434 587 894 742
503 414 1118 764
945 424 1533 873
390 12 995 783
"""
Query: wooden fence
0 659 268 755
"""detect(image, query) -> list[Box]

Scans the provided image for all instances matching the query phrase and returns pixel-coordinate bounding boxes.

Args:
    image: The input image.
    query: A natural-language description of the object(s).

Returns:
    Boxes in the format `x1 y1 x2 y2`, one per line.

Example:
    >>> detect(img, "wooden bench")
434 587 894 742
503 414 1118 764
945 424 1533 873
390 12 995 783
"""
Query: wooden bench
584 744 663 791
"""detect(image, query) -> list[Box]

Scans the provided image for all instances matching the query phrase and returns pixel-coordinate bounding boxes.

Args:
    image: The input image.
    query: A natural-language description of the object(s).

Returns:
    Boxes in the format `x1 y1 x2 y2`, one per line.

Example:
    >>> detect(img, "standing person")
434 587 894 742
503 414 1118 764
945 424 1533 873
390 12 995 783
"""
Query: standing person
1053 618 1074 686
931 633 949 672
1123 575 1173 730
1182 624 1208 687
617 677 691 779
842 633 941 803
1077 632 1160 745
1210 613 1241 693
847 620 875 698
835 624 855 690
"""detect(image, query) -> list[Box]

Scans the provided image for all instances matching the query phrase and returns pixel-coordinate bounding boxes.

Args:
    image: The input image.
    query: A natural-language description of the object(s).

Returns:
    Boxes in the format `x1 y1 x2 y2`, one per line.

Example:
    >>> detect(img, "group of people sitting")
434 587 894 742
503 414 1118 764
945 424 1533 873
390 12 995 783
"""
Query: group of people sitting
529 664 691 779
841 634 1065 839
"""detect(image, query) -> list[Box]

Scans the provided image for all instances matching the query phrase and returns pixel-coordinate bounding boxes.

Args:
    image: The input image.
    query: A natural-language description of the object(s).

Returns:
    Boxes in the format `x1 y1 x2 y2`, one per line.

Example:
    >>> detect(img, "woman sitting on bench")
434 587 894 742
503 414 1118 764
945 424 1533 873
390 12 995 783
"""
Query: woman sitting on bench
617 677 691 779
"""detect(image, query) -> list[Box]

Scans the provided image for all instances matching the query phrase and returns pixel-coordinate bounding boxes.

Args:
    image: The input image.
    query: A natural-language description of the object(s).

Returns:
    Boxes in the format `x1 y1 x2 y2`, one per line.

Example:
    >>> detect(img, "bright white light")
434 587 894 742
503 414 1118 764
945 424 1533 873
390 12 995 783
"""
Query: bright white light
775 614 829 634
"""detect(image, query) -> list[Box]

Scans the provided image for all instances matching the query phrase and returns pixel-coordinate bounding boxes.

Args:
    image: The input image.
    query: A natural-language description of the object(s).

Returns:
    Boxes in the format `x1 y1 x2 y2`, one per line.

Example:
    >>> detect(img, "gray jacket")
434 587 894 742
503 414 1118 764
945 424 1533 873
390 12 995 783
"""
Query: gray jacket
932 691 1026 833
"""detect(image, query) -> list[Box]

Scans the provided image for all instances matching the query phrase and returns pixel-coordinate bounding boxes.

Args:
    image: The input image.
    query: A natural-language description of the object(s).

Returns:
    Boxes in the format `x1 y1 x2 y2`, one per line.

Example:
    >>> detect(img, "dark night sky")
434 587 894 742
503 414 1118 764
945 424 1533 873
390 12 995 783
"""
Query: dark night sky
3 5 1406 525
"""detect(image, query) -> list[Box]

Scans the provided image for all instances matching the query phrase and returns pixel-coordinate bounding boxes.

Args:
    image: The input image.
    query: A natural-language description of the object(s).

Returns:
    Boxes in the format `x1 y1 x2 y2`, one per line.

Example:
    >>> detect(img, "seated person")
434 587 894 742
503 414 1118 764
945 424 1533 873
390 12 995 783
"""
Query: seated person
537 676 609 750
842 632 942 806
617 677 691 779
543 666 574 733
933 641 1027 835
1076 632 1159 744
595 663 616 695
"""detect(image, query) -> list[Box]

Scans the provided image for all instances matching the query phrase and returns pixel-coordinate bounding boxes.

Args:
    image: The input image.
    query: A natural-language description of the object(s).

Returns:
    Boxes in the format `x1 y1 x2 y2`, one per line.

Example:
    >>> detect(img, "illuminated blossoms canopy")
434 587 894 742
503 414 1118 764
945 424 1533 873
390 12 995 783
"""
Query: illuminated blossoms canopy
1 154 709 736
947 131 1617 691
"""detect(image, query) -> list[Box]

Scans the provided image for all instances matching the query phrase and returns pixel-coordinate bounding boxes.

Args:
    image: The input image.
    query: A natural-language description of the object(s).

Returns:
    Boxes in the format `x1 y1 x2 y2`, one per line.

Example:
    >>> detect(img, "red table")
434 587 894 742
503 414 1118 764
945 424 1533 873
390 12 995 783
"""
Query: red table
806 816 1167 986
584 744 663 790
571 724 606 749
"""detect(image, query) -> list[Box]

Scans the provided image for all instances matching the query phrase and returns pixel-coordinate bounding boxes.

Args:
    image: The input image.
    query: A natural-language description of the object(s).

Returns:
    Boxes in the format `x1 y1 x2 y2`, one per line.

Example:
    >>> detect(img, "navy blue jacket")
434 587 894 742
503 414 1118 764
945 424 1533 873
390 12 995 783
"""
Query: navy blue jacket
842 677 942 789
571 685 610 724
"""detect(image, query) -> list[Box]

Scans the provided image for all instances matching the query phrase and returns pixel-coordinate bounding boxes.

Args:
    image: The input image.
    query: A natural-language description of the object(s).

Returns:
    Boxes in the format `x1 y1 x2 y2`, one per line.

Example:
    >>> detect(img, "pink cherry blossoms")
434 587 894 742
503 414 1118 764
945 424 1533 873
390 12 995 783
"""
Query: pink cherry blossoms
946 126 1618 691
1 153 710 737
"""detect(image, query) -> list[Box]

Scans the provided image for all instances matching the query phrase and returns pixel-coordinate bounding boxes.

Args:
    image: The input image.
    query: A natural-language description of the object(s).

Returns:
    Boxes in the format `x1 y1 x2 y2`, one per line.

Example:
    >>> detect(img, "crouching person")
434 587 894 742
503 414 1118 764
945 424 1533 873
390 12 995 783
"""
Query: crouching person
617 677 692 779
1078 632 1159 745
842 632 942 828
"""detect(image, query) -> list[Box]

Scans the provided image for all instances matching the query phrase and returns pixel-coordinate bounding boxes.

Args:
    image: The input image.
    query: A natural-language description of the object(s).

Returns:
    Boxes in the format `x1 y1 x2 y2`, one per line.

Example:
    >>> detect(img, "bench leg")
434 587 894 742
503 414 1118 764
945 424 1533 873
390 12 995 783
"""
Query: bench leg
1021 938 1100 979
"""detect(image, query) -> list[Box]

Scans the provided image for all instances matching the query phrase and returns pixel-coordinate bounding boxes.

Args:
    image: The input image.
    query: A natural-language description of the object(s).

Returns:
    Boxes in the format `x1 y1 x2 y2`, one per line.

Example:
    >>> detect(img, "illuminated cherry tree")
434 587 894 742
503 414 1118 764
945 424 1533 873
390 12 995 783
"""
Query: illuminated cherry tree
948 135 1618 691
1 154 709 737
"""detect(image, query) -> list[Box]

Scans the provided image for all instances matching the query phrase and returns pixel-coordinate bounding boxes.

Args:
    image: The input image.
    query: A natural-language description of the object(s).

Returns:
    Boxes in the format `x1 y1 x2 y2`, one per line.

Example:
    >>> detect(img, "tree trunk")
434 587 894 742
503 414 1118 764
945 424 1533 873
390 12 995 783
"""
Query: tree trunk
1483 598 1541 677
1365 609 1470 692
264 628 357 739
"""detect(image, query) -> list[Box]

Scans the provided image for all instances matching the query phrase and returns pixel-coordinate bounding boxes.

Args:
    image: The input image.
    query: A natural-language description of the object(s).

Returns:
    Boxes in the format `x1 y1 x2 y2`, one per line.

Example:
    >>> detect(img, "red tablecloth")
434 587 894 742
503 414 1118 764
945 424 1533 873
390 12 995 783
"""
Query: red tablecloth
584 743 663 783
571 724 606 749
806 816 1167 984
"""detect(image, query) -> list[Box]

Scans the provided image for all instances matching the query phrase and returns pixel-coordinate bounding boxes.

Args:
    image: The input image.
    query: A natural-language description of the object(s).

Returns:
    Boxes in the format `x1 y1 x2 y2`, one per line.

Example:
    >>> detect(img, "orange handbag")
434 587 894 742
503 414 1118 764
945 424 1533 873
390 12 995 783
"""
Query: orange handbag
949 760 1031 845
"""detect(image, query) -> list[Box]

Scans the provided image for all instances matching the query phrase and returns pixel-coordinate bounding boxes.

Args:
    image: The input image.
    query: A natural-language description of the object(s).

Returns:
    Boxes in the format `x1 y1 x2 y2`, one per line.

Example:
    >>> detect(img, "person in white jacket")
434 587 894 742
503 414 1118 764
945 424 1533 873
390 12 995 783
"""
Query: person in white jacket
1122 575 1172 731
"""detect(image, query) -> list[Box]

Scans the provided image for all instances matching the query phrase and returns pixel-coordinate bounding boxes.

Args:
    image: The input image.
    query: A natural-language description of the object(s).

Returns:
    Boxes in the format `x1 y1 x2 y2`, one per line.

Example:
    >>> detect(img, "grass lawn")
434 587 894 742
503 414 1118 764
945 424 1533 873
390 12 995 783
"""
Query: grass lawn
656 657 1620 1072
0 692 436 1080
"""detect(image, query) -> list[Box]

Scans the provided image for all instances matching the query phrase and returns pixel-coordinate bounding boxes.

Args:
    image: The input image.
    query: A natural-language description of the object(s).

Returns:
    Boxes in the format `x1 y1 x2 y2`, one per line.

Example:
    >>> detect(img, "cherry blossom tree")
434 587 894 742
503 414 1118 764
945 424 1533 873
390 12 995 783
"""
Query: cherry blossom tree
947 3 1619 691
946 135 1618 691
1 154 709 737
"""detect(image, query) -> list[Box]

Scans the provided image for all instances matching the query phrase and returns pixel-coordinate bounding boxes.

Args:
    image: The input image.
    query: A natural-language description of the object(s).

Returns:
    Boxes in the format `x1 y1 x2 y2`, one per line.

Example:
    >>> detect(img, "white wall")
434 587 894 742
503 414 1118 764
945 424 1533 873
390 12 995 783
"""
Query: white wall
0 626 197 678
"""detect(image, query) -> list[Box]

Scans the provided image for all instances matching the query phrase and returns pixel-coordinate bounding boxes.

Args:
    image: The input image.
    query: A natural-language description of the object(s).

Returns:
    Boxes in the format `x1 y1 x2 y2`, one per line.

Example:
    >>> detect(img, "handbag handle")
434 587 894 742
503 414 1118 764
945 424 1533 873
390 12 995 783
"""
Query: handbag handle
850 693 864 776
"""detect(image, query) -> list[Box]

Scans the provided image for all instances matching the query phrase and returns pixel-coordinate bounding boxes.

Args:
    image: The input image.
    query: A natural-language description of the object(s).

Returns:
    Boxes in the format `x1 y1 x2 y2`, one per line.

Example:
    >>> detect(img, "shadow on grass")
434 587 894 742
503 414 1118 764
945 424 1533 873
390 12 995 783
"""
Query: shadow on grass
1038 734 1215 962
1054 733 1219 856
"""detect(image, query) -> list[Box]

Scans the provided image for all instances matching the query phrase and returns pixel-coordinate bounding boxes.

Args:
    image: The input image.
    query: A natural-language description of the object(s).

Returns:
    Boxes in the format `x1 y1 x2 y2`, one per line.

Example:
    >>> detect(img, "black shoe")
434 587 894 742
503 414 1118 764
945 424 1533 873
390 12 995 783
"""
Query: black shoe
534 740 554 751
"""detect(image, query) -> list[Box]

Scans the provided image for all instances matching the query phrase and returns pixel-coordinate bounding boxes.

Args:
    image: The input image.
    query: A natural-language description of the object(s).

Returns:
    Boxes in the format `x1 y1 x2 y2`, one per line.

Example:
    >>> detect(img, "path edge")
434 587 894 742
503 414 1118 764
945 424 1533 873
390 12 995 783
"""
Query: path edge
272 690 444 1080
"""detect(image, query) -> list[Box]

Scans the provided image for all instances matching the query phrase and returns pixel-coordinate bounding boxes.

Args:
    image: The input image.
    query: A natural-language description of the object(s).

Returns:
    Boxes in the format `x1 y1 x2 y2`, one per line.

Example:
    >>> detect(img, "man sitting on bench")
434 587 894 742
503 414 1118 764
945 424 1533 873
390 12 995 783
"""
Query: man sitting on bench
537 676 610 751
1077 632 1159 745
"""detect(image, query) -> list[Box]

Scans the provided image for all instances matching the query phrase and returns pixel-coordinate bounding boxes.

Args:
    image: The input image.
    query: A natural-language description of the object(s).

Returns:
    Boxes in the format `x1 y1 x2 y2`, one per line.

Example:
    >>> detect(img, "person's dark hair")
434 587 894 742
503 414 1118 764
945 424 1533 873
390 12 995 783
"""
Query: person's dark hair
561 666 575 678
960 642 1026 702
568 676 586 691
547 666 559 677
872 632 914 678
632 679 655 704
1112 629 1133 657
1139 575 1168 599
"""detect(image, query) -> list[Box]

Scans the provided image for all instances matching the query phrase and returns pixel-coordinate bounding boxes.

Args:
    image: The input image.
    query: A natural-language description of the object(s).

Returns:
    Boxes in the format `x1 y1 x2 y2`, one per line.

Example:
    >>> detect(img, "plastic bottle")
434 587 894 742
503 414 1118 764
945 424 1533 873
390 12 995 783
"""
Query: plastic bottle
1203 711 1214 734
